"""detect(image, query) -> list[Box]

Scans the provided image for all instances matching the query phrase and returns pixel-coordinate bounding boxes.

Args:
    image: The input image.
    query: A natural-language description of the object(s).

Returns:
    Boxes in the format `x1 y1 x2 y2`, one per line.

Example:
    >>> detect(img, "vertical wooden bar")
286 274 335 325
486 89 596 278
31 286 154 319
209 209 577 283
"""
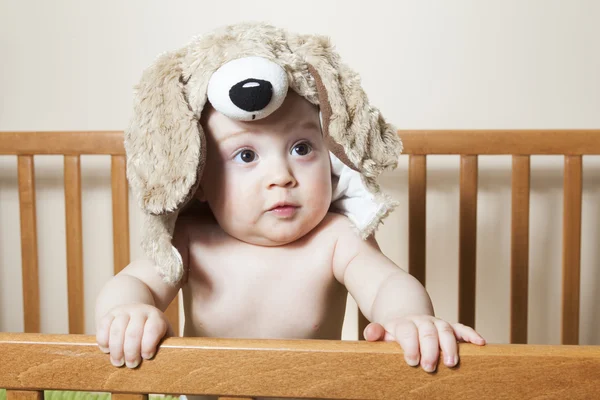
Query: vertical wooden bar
112 394 148 400
562 155 582 345
17 155 40 333
458 155 478 329
510 155 530 344
7 390 43 400
111 155 130 275
64 155 85 334
165 294 180 337
408 155 427 286
358 309 369 340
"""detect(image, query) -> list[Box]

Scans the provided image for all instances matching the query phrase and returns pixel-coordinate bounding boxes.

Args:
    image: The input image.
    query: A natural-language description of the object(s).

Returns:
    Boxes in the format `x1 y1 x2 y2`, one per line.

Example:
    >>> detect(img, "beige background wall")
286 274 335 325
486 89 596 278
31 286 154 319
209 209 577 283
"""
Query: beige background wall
1 0 599 345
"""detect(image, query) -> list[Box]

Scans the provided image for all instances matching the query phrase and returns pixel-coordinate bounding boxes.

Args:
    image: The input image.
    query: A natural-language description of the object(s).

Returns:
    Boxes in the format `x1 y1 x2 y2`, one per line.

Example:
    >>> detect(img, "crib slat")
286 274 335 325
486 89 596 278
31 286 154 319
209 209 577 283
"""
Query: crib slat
64 155 85 334
510 155 530 344
17 155 40 333
358 309 369 340
408 155 427 286
6 390 43 400
164 295 180 337
562 155 582 345
111 155 130 274
112 394 148 400
458 155 478 329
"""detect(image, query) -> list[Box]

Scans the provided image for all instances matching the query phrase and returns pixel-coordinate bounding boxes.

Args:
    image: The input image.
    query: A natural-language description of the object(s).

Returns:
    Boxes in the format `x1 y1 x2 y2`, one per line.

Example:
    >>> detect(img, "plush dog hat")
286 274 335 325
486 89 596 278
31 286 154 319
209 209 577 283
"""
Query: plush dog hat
125 22 403 284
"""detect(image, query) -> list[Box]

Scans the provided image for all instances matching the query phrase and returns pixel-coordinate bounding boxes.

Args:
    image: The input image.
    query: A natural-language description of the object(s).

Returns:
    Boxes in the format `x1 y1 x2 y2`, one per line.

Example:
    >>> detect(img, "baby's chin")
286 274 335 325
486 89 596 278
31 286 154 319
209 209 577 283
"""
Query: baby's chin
225 222 318 247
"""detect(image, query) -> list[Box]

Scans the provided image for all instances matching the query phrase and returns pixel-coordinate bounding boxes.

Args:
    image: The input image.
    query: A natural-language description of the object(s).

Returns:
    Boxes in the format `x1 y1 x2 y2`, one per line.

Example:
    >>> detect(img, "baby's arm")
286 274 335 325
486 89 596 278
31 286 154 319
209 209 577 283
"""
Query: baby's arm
95 220 189 368
332 227 485 372
94 259 180 367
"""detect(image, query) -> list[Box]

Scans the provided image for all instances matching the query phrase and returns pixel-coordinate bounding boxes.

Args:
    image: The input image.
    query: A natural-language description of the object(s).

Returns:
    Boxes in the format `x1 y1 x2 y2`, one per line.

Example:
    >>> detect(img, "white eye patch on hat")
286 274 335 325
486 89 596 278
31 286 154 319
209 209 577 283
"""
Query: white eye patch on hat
207 56 289 121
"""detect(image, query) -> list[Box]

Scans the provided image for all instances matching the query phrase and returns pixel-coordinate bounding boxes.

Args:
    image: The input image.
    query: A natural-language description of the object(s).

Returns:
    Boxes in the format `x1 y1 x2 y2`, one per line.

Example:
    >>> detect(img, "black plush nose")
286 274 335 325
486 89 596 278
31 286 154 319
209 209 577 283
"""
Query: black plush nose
229 78 273 112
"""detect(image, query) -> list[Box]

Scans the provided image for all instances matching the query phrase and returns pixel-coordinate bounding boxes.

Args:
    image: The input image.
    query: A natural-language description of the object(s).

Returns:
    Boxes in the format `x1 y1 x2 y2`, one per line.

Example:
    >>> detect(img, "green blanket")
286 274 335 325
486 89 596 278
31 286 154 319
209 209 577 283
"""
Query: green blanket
0 390 180 400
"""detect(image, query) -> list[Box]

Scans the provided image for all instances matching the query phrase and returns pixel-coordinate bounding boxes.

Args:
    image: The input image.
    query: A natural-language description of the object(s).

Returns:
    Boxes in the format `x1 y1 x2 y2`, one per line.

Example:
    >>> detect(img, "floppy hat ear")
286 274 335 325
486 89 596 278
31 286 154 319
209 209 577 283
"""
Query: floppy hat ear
125 48 207 284
125 48 205 215
286 33 402 238
140 212 183 285
291 35 402 180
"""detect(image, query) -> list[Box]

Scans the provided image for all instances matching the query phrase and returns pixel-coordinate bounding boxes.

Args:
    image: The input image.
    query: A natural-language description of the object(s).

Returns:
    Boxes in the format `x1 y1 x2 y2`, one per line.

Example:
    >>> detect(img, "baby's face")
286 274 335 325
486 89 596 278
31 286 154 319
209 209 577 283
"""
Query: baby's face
199 91 332 246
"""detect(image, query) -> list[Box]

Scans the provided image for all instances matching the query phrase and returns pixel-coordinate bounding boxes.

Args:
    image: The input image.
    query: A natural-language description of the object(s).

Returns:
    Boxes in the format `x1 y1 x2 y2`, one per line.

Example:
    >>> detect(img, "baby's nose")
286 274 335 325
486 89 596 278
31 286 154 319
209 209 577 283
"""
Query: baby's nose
271 175 296 188
229 78 273 113
267 164 297 188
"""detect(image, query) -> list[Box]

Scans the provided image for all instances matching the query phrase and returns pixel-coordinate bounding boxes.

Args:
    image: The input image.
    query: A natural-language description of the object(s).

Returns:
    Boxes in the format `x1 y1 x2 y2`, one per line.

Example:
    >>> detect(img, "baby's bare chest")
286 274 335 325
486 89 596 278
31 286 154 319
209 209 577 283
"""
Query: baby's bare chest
182 238 348 339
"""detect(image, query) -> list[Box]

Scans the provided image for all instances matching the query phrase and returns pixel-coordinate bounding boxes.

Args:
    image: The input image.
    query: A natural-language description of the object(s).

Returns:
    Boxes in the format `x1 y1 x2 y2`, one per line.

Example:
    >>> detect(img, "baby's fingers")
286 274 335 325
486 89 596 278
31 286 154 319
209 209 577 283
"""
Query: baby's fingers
452 323 486 345
140 313 169 360
96 314 114 353
415 320 439 373
435 320 459 367
363 323 394 342
390 320 420 367
108 314 130 367
123 314 147 368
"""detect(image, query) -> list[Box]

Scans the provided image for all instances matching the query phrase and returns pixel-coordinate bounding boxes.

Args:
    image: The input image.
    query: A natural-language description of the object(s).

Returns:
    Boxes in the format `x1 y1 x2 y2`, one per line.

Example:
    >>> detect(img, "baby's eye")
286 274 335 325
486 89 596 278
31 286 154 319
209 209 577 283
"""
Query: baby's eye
291 142 312 156
234 149 257 163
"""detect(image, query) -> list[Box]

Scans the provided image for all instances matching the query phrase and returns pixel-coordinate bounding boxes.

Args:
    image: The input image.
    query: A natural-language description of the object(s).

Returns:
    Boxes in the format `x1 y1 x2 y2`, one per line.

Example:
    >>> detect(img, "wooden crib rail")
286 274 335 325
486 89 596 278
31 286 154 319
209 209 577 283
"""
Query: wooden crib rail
0 131 126 155
399 130 600 155
2 333 600 399
4 130 600 156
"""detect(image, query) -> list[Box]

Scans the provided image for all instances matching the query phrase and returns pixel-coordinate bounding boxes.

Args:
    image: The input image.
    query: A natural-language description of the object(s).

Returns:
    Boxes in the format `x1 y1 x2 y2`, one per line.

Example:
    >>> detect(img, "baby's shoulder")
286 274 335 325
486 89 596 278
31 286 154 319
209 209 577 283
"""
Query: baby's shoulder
309 212 366 247
317 212 377 254
317 212 360 235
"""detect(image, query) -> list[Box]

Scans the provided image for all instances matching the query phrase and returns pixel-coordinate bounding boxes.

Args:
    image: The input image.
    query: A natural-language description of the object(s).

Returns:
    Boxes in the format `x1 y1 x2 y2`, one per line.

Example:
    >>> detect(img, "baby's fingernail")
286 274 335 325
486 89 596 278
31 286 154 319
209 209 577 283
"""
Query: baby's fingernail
423 362 436 373
445 355 458 366
111 357 124 367
126 359 139 369
142 352 154 360
405 356 419 367
98 345 109 353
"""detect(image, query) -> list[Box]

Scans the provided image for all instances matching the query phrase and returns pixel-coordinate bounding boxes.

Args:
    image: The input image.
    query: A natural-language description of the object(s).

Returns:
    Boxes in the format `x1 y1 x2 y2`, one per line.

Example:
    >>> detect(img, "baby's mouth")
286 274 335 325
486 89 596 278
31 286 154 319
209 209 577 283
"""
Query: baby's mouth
267 203 299 218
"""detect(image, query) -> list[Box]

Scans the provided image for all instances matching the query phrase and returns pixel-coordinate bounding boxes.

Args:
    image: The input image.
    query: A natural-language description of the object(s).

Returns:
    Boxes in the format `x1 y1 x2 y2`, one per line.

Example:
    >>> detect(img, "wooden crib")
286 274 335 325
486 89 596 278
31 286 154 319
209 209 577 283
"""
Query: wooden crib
1 130 600 399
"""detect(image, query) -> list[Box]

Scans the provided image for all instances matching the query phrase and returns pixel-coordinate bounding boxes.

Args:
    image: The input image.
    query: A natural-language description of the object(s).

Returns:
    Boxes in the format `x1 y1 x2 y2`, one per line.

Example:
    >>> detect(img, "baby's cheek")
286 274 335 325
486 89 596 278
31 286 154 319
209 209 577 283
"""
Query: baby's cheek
227 188 260 220
208 181 240 216
306 181 332 214
214 198 250 236
314 169 333 202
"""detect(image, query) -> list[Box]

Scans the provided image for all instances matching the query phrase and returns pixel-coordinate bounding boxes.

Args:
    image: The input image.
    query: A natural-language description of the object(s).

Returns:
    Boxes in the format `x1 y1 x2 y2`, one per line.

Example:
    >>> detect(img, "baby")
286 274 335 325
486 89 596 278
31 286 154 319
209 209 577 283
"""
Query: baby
95 90 485 381
96 22 485 400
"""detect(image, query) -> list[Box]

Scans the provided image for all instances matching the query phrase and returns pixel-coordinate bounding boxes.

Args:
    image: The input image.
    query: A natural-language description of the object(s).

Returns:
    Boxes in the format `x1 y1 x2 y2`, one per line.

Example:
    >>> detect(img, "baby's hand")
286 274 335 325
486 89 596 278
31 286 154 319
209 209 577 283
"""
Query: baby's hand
363 315 485 373
96 304 174 368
